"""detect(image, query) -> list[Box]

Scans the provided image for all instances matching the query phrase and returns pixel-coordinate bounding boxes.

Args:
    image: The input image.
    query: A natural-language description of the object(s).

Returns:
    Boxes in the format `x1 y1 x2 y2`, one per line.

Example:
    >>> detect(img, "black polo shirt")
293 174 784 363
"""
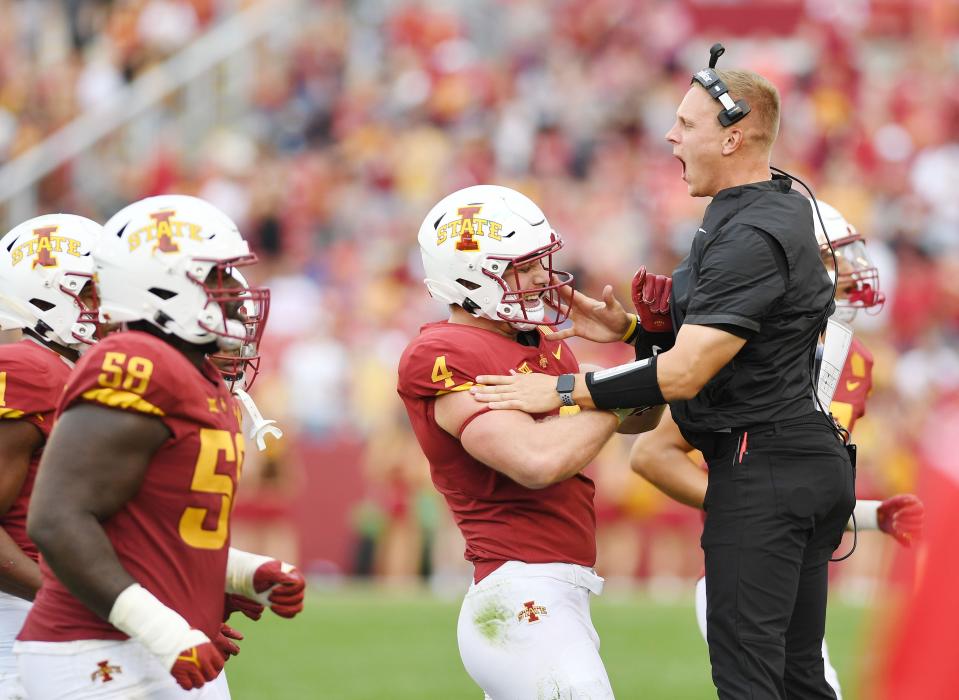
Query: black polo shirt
669 175 834 435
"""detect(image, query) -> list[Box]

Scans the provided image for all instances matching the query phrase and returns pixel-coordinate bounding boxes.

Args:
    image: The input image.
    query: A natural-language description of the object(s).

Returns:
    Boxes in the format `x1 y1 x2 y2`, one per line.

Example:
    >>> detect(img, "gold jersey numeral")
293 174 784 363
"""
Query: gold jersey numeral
178 429 245 550
431 356 455 388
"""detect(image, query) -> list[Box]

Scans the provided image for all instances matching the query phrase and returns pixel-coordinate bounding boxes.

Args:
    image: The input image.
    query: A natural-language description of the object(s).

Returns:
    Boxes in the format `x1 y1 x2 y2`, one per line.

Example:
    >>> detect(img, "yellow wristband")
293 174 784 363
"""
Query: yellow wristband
620 313 638 342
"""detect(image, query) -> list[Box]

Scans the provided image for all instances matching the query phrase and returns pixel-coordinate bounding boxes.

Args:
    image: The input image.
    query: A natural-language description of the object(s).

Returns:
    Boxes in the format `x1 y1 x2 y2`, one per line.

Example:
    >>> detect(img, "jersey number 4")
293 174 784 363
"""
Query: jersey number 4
179 428 245 550
431 355 455 388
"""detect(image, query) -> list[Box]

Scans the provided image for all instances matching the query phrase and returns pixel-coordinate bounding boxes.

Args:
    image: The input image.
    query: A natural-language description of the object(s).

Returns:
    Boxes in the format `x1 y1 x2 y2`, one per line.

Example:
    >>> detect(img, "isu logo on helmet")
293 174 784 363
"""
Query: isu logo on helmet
10 225 83 268
126 209 203 253
436 205 504 246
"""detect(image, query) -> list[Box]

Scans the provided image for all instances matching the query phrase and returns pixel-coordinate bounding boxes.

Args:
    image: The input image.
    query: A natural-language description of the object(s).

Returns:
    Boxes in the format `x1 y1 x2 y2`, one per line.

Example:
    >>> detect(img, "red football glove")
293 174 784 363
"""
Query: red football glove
170 641 225 691
877 493 925 547
223 593 264 622
253 560 306 618
632 266 672 333
212 623 243 662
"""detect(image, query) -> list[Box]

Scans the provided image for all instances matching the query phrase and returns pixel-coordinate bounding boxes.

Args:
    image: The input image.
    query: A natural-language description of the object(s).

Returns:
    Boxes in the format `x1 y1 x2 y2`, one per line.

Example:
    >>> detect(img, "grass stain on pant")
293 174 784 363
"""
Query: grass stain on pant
473 598 512 646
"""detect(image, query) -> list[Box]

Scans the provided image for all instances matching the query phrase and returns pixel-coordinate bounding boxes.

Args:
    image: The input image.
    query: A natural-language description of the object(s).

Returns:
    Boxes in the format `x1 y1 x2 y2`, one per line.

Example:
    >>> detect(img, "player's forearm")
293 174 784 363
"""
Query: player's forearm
0 528 41 601
27 510 135 619
521 409 619 488
631 444 707 510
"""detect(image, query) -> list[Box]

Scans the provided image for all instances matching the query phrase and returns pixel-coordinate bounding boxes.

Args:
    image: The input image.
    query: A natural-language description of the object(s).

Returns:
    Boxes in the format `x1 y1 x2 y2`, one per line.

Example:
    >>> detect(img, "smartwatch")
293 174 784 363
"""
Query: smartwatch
556 374 576 407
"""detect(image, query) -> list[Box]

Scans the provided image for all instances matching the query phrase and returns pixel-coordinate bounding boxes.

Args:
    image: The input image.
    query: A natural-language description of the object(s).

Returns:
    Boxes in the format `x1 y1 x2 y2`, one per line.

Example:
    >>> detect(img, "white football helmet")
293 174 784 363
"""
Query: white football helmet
811 199 884 321
0 214 102 347
98 195 269 352
418 185 573 330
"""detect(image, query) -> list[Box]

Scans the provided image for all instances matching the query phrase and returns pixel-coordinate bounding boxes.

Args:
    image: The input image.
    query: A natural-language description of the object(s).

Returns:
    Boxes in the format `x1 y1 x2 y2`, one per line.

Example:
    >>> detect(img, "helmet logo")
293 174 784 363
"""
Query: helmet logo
437 205 503 246
127 210 203 253
10 225 82 268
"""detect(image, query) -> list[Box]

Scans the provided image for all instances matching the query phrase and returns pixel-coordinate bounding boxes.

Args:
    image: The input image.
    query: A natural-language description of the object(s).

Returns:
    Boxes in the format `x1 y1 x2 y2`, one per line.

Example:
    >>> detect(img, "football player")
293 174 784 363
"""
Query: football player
14 196 303 699
0 214 102 699
628 200 923 699
397 185 648 699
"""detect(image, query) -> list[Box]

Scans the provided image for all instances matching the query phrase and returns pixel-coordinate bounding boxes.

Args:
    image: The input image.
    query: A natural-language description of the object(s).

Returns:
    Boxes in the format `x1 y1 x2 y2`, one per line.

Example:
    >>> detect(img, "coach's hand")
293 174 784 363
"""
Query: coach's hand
253 560 307 618
543 281 631 344
472 371 563 413
878 493 924 547
171 639 226 690
632 267 672 332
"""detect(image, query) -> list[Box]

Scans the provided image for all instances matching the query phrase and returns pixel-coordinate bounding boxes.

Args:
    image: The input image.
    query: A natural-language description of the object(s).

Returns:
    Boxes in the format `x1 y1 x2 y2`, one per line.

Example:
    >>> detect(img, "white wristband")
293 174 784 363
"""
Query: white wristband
108 583 209 671
226 548 295 605
850 500 880 531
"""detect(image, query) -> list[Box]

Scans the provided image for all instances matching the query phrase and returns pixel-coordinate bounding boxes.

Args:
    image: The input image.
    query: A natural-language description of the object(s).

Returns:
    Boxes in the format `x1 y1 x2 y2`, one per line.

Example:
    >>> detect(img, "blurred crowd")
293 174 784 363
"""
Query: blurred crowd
1 0 958 590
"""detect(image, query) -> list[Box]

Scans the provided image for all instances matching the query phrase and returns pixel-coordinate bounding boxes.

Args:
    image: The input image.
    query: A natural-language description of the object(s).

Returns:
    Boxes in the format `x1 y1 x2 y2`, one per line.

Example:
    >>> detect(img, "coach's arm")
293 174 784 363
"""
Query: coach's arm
471 324 746 412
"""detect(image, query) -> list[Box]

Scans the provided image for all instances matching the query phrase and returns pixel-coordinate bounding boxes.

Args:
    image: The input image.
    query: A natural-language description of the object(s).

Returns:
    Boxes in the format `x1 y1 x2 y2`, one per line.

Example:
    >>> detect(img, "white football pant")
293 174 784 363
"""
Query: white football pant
15 638 232 699
0 592 30 700
457 561 614 700
694 576 842 699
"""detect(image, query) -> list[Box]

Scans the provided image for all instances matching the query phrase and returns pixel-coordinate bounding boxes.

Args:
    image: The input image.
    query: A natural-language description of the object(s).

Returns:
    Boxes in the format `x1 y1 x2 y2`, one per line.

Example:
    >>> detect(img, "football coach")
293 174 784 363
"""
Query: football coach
471 49 855 699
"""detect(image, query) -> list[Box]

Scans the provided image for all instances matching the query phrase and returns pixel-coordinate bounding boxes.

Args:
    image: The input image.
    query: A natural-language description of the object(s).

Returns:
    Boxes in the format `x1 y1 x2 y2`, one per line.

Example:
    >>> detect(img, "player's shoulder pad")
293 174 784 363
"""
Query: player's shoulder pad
0 341 70 417
63 330 194 419
398 323 491 398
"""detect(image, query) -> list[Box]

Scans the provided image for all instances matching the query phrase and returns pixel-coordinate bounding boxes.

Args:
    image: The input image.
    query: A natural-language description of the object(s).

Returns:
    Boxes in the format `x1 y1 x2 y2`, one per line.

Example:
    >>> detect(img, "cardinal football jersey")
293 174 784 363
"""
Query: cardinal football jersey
830 337 873 433
397 321 596 582
0 340 73 561
19 331 243 643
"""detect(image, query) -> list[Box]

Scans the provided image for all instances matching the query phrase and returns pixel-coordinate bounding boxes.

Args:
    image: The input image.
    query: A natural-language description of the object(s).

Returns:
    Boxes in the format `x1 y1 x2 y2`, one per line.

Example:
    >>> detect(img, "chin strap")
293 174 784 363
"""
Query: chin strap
233 388 283 451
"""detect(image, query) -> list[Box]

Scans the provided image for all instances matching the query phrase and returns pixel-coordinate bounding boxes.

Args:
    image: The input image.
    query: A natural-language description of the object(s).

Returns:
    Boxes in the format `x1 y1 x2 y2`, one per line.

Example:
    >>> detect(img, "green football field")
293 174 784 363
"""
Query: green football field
225 585 873 699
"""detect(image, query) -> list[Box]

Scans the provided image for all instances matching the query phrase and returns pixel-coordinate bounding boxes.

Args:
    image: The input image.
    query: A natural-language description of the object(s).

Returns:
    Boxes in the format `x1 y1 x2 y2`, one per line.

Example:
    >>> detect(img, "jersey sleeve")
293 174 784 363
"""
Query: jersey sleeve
830 338 874 432
684 224 787 336
398 333 490 399
60 334 185 425
0 347 64 433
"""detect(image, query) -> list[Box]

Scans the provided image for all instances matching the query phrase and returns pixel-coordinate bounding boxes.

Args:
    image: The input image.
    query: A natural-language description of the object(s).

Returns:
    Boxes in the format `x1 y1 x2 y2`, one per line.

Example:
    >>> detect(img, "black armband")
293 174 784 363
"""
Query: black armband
585 354 666 410
634 329 675 361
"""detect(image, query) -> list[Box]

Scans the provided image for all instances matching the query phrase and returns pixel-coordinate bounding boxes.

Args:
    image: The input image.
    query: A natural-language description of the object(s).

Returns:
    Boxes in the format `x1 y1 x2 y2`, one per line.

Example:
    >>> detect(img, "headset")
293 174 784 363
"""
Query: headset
693 44 857 561
691 43 751 126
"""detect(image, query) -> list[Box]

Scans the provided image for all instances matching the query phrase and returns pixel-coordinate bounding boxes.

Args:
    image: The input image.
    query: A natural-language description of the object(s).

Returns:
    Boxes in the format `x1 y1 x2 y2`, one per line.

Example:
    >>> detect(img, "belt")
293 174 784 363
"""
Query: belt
481 561 605 596
731 412 834 437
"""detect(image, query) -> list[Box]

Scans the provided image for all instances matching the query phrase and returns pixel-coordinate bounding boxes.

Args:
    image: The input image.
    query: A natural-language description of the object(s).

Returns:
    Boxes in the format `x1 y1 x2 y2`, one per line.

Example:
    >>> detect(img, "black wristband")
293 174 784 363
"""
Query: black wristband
634 328 675 360
585 354 666 410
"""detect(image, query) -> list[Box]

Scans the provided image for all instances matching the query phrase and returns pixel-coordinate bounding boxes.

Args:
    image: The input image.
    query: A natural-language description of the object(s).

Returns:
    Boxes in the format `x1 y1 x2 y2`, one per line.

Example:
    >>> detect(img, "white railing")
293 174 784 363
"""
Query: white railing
0 0 304 230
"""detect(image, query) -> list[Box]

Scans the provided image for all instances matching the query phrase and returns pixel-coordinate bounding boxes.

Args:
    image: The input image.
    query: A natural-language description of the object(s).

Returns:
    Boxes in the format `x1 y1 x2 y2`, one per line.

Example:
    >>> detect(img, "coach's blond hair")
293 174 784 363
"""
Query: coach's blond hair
715 69 780 151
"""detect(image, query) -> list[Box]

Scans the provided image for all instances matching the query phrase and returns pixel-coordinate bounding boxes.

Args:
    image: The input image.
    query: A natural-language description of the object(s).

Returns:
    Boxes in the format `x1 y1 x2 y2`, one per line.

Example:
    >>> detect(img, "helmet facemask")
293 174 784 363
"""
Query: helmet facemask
201 259 270 390
812 200 884 324
483 236 573 331
822 235 884 323
63 273 101 347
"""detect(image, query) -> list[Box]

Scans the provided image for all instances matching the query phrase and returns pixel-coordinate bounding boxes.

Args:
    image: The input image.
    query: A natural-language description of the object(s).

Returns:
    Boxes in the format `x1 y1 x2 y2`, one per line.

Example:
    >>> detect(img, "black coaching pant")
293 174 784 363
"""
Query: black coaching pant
690 414 855 700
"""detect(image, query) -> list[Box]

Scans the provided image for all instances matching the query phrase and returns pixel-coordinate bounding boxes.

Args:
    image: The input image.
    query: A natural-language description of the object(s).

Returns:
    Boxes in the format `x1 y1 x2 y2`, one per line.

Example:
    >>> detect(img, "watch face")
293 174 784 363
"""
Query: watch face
556 374 575 393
